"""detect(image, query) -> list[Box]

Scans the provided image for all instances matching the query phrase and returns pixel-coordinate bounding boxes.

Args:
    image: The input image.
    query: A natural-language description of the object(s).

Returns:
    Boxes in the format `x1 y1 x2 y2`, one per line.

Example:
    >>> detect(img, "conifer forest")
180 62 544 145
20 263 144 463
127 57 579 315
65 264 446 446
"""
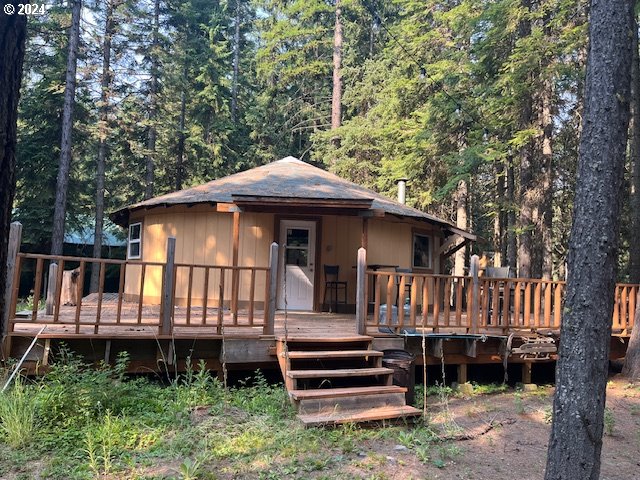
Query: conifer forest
14 0 640 283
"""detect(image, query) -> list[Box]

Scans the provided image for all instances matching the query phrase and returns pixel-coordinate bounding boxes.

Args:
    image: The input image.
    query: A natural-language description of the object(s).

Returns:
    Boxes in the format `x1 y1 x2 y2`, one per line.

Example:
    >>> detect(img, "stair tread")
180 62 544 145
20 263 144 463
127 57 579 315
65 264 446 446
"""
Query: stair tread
298 405 422 426
287 350 383 359
276 335 373 343
290 385 406 400
287 367 393 379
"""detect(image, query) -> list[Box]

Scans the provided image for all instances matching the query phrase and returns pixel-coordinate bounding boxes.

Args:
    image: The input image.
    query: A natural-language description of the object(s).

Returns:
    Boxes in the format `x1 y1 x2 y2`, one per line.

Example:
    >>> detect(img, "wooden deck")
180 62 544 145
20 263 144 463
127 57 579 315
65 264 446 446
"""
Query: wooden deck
9 294 363 339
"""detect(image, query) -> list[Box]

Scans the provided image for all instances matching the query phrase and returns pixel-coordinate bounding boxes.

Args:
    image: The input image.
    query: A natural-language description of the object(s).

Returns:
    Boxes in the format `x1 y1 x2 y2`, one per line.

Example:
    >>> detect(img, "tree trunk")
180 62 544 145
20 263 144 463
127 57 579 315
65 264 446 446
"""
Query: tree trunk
496 161 506 265
629 16 640 284
51 0 82 256
516 0 533 278
540 77 554 280
231 0 241 124
454 180 467 276
90 0 115 293
144 0 159 200
330 0 342 149
175 87 186 191
506 156 517 271
545 2 634 479
622 292 640 381
0 3 27 344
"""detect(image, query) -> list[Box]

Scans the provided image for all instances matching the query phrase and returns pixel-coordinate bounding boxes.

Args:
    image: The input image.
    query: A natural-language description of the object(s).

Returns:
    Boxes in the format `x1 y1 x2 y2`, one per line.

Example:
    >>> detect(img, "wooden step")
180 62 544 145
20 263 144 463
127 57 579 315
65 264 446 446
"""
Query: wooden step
297 405 422 427
286 350 383 359
298 392 407 415
289 385 406 401
276 335 373 343
287 367 393 379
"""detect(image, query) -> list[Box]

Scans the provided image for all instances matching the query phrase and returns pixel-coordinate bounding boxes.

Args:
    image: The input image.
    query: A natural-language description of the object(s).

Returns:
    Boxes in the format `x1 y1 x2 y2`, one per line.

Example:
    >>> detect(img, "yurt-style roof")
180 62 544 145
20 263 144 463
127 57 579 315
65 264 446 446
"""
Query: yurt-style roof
111 157 475 240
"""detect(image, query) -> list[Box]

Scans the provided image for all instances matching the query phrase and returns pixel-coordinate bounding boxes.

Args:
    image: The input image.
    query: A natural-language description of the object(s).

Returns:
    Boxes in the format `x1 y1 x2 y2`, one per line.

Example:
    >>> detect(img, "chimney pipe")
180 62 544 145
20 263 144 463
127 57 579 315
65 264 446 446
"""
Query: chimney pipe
397 178 407 204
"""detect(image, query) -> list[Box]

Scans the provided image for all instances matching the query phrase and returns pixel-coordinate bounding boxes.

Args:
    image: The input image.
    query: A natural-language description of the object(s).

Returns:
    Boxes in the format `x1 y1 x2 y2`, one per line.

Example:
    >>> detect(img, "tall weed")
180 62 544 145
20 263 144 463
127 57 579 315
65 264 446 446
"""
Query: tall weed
0 378 38 448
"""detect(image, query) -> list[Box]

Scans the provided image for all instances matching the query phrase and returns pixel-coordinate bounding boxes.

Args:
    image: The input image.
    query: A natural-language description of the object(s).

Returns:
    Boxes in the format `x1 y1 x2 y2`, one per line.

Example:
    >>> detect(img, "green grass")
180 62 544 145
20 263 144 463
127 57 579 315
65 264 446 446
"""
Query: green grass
0 348 519 479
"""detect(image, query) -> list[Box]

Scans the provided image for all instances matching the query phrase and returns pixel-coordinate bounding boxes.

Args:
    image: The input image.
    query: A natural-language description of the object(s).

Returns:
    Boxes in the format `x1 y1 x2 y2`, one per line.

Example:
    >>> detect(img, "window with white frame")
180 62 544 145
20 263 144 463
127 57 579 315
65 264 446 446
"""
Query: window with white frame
412 233 432 269
128 222 142 259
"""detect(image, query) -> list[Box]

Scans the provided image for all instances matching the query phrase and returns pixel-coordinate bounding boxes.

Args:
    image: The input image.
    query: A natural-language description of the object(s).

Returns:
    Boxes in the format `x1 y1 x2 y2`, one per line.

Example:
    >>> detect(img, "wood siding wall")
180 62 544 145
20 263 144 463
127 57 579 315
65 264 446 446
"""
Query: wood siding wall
124 206 442 309
125 207 273 306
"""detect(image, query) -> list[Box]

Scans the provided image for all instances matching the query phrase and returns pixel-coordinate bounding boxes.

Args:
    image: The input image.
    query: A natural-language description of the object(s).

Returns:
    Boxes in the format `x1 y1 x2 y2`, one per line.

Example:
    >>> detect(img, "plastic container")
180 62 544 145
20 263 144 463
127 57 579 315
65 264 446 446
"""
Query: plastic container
382 349 416 405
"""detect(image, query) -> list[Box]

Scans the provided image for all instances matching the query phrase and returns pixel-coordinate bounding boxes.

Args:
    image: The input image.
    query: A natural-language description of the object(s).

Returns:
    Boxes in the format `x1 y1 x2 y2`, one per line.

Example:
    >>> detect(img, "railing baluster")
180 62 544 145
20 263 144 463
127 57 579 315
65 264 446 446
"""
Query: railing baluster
422 277 430 328
218 267 226 332
249 269 256 326
374 272 381 327
116 262 125 324
544 281 552 328
433 278 440 331
53 259 65 322
621 286 628 333
386 274 393 326
75 261 86 334
410 276 417 327
443 277 451 328
553 283 563 328
513 282 521 327
502 280 511 330
31 258 44 322
202 266 210 325
95 261 106 334
137 263 146 324
455 278 463 326
523 283 531 328
186 266 193 326
398 275 406 328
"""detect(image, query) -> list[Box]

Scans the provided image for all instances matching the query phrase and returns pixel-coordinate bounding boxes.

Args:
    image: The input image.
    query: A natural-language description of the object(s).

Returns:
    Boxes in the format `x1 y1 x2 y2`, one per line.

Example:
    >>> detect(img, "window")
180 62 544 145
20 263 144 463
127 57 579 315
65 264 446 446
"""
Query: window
412 234 432 269
285 228 309 267
128 222 142 259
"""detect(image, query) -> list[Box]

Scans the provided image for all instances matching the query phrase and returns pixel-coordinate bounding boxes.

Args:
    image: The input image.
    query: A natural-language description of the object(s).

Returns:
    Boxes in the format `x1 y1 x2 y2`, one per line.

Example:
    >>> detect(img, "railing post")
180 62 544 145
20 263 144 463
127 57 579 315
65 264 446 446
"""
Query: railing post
356 247 367 335
264 242 278 335
161 237 176 335
2 222 22 340
45 263 59 315
470 254 480 334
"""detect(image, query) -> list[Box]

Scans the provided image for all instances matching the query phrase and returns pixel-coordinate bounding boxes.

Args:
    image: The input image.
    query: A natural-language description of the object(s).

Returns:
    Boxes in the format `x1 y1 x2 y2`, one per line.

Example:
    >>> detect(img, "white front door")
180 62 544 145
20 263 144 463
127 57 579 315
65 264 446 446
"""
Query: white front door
278 220 316 310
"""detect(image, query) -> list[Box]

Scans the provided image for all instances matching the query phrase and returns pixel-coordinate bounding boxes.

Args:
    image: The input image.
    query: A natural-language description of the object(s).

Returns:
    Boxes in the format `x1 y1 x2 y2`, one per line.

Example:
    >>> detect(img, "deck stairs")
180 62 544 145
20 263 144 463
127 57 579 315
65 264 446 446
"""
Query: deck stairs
276 335 421 426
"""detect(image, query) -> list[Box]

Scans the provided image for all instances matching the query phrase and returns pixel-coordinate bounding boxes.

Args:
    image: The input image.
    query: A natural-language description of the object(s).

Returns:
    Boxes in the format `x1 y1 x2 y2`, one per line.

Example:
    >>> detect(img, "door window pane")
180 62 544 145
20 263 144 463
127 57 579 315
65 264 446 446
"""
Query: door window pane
287 228 309 247
286 248 308 266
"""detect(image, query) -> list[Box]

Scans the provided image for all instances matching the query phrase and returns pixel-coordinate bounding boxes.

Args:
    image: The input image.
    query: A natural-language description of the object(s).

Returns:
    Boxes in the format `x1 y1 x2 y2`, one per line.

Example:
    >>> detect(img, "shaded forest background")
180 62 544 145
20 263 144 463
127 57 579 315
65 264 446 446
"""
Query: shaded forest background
12 0 640 282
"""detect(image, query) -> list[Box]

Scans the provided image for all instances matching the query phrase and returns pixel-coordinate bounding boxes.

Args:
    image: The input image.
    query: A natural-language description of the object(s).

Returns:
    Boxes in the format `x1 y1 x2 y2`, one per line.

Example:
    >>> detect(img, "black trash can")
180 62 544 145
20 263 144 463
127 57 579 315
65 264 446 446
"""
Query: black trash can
382 349 416 406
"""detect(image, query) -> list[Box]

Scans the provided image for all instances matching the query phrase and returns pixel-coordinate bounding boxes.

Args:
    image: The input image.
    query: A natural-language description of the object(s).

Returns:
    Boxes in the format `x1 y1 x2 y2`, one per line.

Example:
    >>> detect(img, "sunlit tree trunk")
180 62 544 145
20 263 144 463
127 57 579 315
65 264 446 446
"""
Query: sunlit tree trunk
145 0 159 200
51 0 82 255
90 0 115 292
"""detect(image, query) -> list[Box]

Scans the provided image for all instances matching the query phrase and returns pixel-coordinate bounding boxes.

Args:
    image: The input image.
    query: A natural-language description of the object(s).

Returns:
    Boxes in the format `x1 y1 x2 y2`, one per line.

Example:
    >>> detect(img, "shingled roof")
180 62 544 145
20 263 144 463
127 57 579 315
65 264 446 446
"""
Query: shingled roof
111 157 475 240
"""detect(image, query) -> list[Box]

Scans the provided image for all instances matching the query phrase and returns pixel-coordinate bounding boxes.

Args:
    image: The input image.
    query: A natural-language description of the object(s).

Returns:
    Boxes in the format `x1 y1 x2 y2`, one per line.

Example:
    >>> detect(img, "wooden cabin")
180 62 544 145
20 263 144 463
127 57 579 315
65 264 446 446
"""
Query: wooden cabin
110 156 476 313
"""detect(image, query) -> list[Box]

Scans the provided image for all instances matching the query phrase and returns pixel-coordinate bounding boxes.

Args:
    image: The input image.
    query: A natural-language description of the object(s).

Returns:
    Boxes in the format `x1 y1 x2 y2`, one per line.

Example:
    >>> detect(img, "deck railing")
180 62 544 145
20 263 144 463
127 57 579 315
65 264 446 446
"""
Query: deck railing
7 243 278 336
363 268 637 335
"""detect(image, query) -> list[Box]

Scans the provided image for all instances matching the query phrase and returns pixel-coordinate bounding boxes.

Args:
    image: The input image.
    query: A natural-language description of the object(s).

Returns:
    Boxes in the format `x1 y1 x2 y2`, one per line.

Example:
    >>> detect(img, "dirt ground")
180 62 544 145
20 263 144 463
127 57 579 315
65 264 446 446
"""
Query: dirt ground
350 377 640 480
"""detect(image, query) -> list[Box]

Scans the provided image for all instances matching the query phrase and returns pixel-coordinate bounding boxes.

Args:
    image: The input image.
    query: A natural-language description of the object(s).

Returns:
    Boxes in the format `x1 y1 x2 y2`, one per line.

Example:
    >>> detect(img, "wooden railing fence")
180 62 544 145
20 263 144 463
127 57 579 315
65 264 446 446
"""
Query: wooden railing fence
6 231 279 336
358 253 637 336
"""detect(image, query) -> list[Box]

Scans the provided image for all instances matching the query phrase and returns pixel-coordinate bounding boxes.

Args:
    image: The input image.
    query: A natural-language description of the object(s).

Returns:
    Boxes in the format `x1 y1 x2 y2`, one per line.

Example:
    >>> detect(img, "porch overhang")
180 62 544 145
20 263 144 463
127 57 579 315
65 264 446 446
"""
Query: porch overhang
230 194 375 216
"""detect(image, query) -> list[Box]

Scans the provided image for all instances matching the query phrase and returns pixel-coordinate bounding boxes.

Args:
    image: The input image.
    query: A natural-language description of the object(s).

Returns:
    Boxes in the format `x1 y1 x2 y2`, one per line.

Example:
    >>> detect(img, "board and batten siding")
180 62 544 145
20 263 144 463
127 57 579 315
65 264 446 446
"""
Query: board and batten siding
124 207 273 307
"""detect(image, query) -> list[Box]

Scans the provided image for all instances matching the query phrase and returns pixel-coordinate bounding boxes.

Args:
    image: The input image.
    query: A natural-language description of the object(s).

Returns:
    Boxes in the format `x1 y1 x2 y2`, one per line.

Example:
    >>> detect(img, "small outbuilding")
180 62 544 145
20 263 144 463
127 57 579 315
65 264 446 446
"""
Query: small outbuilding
111 157 475 312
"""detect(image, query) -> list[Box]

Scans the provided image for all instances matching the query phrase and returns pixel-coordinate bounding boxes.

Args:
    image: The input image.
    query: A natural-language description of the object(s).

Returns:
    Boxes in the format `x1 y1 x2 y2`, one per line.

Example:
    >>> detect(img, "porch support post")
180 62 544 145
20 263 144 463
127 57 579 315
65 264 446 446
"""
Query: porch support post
356 247 367 335
161 237 176 335
470 254 480 334
361 217 368 249
2 222 22 346
45 263 58 315
264 242 278 335
231 211 240 314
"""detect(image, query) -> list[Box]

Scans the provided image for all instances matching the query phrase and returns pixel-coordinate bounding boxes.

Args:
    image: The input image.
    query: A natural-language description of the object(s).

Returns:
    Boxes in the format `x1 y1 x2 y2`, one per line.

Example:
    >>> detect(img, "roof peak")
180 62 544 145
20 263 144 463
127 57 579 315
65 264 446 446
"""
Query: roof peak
276 156 305 164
